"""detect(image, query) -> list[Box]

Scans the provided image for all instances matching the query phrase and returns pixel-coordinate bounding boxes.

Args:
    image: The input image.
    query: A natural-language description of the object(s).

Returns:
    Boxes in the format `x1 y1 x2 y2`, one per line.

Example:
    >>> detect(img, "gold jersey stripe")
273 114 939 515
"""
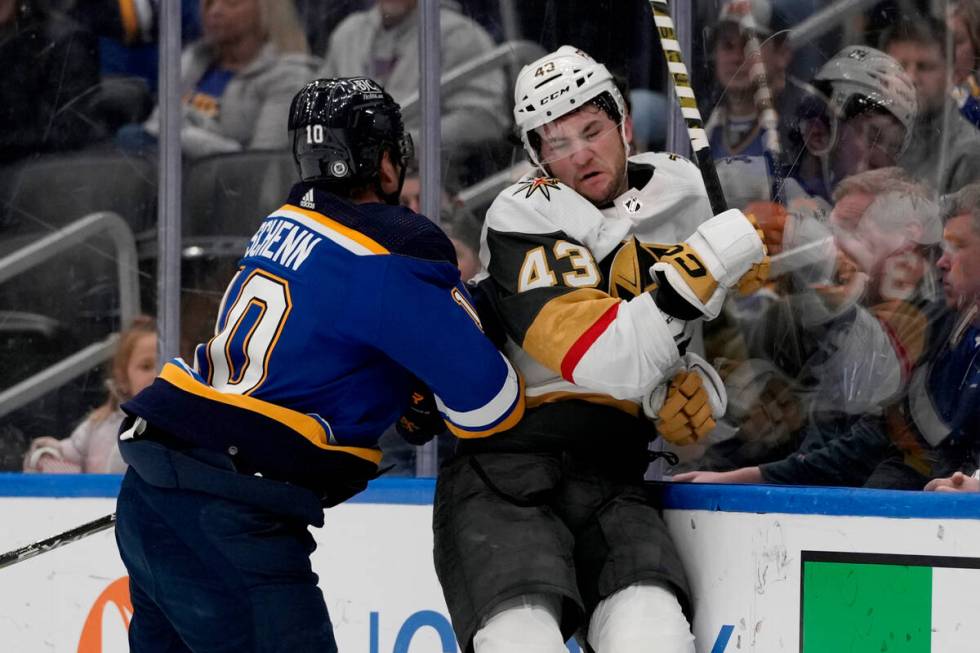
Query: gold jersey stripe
522 289 621 376
158 363 382 464
527 391 641 418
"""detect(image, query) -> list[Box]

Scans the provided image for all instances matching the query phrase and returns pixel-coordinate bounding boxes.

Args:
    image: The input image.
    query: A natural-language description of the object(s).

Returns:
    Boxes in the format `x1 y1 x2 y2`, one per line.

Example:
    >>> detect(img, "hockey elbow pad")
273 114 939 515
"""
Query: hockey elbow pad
650 209 767 320
643 353 727 446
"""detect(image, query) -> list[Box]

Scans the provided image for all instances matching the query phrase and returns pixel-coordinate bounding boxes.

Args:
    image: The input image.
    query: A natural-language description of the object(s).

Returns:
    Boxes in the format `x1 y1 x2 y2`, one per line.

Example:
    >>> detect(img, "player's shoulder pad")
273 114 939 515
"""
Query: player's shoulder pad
295 184 458 265
374 204 458 265
487 175 605 238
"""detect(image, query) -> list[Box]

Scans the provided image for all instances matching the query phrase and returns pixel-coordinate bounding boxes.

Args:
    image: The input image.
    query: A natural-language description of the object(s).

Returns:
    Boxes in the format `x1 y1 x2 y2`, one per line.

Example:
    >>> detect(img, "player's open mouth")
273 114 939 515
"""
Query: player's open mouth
580 171 603 183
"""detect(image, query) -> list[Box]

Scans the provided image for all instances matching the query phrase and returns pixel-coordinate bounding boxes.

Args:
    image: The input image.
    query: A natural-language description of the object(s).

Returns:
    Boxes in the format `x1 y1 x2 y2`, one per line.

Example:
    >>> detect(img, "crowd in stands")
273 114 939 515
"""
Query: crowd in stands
3 0 980 492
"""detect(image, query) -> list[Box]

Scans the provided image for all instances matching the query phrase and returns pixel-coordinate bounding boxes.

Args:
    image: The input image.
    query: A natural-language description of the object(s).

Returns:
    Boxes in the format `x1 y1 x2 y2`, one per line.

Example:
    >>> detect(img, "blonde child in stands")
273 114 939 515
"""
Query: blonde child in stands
23 316 157 474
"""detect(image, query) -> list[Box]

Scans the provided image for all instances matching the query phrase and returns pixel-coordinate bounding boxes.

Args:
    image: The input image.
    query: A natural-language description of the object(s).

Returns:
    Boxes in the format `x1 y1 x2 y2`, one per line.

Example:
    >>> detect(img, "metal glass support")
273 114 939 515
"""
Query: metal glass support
157 0 182 363
0 212 140 418
416 0 443 478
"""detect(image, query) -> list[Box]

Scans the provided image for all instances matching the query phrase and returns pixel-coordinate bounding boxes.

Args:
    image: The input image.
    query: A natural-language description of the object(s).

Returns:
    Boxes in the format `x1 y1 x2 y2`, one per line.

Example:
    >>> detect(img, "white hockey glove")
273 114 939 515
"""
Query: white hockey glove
650 209 768 320
643 353 727 446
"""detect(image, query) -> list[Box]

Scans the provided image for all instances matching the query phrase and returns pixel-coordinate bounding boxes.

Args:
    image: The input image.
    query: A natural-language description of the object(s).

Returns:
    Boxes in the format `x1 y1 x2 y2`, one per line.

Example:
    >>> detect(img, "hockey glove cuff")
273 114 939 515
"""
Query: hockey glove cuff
650 209 767 319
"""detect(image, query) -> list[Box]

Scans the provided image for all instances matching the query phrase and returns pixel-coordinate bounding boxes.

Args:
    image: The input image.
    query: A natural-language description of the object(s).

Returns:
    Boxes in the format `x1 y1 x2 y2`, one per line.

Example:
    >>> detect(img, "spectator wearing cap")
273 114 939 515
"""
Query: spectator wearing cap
882 15 980 194
679 167 946 487
705 0 808 163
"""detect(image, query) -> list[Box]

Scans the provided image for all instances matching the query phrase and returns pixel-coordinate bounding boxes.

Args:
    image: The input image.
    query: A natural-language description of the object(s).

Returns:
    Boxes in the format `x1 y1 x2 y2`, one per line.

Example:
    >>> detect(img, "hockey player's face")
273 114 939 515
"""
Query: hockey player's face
537 106 630 206
938 214 980 309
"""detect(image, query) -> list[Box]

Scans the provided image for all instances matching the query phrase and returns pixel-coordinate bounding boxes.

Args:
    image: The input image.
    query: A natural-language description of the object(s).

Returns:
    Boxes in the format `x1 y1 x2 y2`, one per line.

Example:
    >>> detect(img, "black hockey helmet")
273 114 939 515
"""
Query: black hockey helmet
288 77 414 198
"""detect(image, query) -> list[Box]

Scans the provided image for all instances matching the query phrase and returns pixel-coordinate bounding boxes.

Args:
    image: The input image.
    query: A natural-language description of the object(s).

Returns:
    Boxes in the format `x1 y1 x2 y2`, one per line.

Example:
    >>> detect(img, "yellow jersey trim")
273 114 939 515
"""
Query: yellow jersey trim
282 203 389 255
159 363 382 464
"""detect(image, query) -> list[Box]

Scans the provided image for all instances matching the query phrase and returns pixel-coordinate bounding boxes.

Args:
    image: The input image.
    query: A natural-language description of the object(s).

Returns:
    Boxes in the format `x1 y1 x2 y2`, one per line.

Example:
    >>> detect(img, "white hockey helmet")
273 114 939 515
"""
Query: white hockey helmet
513 46 627 167
813 45 918 154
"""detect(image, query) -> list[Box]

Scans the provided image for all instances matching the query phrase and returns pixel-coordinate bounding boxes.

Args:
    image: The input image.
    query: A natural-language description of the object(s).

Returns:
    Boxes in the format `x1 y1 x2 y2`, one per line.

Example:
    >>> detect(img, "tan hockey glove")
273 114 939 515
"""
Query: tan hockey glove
643 353 727 446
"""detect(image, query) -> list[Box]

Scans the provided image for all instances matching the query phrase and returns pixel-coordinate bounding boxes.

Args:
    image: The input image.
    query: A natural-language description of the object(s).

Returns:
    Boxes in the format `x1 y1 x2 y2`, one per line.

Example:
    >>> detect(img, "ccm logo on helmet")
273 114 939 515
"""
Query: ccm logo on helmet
540 86 570 106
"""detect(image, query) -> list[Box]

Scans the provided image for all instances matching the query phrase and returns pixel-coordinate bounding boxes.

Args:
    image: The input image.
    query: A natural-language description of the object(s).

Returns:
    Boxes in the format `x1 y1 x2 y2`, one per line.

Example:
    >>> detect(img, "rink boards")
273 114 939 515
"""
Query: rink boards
2 476 980 653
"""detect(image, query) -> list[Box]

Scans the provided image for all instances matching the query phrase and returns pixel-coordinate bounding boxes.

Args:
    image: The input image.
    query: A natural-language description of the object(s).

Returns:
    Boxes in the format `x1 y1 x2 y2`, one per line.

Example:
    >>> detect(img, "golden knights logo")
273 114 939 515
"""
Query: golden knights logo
608 239 691 299
514 177 562 201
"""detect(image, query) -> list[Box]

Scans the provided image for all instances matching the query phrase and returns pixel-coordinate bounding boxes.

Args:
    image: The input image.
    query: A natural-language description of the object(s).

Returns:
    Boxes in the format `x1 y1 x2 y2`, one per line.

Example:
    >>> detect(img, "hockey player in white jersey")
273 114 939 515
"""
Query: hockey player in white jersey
431 46 767 653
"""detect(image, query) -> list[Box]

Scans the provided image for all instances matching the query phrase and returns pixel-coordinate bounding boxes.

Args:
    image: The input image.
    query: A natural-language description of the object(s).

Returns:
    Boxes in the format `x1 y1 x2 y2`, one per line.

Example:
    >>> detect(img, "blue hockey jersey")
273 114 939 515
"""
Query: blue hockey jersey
124 183 525 496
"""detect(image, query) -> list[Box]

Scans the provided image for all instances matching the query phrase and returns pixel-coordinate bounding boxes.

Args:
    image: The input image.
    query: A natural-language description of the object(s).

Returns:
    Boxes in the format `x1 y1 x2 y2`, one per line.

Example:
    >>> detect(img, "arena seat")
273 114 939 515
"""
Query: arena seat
0 150 157 237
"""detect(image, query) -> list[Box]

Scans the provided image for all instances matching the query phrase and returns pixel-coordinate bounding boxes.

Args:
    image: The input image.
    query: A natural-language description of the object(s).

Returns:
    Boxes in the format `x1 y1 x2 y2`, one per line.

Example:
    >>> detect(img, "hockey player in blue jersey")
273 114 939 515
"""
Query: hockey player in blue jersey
113 77 525 653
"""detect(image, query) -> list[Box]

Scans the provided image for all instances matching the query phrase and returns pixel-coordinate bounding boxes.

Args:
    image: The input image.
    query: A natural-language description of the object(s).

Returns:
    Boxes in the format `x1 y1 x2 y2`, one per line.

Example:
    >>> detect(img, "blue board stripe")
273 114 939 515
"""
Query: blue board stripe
1 475 980 518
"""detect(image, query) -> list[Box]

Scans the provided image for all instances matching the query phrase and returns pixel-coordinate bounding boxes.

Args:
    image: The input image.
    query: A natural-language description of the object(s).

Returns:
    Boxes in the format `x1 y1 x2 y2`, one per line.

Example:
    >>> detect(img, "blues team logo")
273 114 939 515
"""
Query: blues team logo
514 177 562 201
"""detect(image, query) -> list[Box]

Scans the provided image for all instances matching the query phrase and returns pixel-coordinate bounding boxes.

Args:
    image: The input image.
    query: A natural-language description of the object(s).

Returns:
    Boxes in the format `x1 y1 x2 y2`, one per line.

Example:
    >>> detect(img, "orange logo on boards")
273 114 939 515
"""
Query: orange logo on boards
77 576 131 653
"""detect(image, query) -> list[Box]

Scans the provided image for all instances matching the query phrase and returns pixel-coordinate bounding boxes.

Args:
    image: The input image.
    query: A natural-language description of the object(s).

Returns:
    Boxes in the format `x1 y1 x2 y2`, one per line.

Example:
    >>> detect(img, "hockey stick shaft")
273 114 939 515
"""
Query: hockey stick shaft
739 15 791 203
0 513 116 570
743 27 782 158
650 0 729 215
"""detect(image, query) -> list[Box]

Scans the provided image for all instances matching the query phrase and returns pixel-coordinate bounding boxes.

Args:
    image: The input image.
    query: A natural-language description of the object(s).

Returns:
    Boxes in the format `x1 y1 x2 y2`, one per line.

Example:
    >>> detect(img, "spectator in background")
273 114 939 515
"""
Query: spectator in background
0 0 104 165
789 46 917 203
68 0 202 94
22 316 157 474
882 16 980 194
397 158 480 282
123 0 317 158
319 0 507 155
675 167 940 487
705 0 807 163
949 0 980 129
442 203 482 283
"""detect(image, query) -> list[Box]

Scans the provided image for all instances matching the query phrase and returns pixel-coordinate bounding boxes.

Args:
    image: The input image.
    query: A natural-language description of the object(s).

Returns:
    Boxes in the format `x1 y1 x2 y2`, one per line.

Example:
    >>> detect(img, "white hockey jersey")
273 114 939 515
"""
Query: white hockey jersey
480 151 712 414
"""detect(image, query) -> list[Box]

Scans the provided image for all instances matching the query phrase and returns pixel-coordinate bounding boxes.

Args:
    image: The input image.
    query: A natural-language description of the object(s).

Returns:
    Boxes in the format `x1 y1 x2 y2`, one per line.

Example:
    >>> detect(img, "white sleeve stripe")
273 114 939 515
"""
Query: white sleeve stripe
434 355 522 429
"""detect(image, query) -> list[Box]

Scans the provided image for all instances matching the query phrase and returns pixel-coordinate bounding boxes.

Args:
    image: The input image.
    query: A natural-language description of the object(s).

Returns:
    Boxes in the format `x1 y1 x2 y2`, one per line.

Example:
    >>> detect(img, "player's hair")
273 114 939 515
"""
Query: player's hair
835 167 941 244
952 1 980 70
91 315 157 423
201 0 310 55
879 14 948 58
942 181 980 233
832 166 925 202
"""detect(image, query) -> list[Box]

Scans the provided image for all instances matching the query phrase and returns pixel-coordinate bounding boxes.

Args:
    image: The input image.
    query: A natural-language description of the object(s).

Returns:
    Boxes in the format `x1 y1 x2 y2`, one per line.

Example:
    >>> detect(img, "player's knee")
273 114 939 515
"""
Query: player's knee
588 582 694 653
473 593 567 653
